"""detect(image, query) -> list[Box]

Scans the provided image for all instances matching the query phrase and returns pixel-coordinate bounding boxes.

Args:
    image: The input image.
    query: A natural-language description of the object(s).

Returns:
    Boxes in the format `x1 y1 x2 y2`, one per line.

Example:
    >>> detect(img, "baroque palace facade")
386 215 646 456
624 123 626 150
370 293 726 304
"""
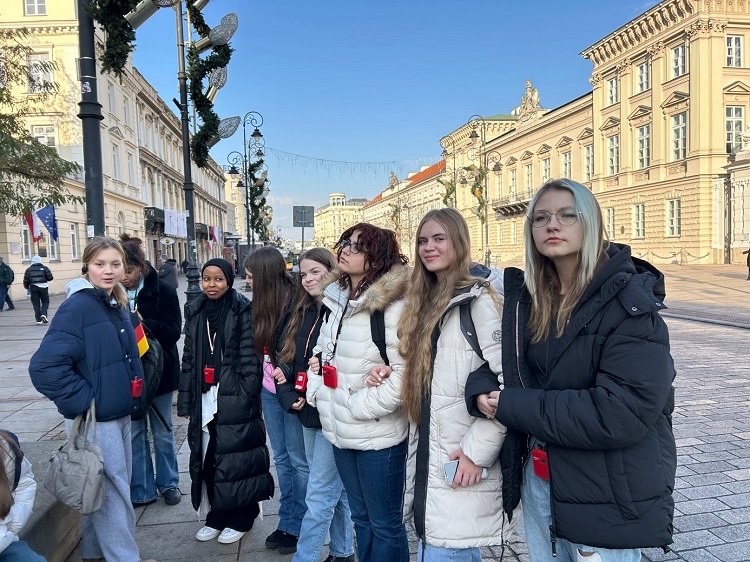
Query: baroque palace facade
0 0 228 299
315 0 750 267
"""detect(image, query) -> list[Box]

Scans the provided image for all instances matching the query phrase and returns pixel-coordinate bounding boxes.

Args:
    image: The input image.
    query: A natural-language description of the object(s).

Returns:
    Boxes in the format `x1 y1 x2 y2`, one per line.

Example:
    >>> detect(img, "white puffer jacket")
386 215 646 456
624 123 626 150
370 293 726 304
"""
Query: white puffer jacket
403 267 516 548
307 265 409 451
1 437 37 554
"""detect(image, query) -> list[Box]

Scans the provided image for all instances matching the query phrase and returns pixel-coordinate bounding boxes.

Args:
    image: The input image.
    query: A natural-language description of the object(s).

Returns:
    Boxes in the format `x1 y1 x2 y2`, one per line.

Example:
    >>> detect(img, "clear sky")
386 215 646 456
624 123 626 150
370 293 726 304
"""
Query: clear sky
131 0 661 240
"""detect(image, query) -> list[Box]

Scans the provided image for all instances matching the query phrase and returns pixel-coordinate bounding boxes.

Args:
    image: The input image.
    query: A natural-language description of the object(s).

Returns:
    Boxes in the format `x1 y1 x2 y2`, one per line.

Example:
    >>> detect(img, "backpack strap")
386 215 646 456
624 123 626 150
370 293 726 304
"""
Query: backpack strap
3 431 23 490
370 309 389 366
459 301 484 361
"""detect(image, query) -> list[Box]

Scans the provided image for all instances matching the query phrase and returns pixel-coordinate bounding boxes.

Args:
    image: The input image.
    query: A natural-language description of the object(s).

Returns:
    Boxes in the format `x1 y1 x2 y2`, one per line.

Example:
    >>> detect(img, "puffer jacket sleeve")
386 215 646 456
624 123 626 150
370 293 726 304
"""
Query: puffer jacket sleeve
306 312 330 408
236 302 262 392
2 458 36 535
459 291 506 467
177 312 195 417
497 311 674 450
347 300 404 420
141 283 181 347
29 302 93 419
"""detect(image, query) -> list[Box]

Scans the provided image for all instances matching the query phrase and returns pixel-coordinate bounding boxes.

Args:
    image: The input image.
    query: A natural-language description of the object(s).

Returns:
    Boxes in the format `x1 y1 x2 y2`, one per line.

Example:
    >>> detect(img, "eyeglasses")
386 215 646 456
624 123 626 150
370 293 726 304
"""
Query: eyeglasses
528 207 580 228
341 239 363 254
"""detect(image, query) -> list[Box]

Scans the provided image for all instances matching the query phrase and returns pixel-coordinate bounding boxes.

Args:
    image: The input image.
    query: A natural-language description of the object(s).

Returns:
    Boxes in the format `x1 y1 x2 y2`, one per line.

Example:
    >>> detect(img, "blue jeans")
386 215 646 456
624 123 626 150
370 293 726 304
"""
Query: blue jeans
333 440 409 562
0 284 11 311
130 391 179 503
417 541 481 562
522 450 641 562
262 387 309 536
293 427 354 562
0 540 46 562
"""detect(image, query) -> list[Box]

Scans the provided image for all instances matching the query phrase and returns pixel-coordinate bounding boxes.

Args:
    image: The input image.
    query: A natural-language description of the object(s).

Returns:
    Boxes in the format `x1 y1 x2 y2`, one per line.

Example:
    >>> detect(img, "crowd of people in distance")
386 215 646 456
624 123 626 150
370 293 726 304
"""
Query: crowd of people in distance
21 177 676 562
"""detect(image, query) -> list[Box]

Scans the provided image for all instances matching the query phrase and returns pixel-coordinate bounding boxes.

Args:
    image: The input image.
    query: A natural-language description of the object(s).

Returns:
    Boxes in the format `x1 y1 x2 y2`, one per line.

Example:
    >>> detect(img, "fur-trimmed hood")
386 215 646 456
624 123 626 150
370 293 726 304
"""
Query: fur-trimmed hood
320 263 410 314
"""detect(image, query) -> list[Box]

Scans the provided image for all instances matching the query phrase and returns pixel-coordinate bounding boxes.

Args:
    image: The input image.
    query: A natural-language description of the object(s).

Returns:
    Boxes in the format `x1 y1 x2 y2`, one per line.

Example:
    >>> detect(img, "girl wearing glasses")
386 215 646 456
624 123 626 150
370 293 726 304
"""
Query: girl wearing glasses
306 223 410 562
470 179 676 561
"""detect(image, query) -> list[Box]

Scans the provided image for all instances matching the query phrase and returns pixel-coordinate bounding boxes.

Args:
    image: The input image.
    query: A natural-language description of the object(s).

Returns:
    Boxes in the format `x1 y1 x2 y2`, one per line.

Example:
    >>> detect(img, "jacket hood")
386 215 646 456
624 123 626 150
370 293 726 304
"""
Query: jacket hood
31 255 43 264
184 288 250 319
321 263 410 314
65 278 95 297
469 263 504 297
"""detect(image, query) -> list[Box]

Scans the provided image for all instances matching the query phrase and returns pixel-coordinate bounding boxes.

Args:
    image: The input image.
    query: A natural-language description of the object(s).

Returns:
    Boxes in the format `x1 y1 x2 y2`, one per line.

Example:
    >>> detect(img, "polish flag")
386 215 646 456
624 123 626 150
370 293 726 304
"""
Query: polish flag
24 208 42 242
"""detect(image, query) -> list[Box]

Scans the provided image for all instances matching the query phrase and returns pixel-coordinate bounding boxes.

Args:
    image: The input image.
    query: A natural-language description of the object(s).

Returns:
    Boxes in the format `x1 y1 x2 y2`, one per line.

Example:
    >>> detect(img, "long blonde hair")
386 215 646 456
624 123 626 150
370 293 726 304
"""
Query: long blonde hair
398 208 499 423
81 236 129 309
524 179 607 342
278 248 336 365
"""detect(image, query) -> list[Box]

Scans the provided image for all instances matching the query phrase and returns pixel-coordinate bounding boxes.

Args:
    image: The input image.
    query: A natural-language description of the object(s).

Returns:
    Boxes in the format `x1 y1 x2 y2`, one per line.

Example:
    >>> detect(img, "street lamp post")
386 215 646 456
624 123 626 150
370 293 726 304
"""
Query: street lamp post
440 135 457 208
467 115 492 266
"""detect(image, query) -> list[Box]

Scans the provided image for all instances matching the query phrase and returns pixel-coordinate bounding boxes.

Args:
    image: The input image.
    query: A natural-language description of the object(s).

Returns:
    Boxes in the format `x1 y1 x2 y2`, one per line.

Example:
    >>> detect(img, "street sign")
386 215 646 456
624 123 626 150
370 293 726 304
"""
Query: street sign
292 206 314 227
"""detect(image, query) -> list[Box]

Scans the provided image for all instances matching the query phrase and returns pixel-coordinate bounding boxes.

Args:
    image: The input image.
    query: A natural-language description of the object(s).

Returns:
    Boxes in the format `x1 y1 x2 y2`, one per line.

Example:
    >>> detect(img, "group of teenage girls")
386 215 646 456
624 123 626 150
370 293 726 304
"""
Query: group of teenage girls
25 177 676 562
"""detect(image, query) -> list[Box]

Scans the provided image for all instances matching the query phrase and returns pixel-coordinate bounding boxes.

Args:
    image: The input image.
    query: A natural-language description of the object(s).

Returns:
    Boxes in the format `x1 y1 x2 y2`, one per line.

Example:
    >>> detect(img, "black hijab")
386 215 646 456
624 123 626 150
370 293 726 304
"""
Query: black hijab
200 259 235 390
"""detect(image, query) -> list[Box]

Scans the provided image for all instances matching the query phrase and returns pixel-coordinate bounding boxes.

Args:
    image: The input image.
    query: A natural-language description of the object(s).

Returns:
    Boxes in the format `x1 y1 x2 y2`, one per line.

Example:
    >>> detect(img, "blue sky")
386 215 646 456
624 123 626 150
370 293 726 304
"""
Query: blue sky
131 0 660 239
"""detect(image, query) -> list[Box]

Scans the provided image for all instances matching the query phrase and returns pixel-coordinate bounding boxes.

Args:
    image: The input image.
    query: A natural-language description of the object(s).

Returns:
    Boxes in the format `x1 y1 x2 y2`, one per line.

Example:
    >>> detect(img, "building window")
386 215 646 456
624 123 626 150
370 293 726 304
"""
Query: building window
672 112 687 160
608 134 620 175
633 203 645 238
509 169 517 196
117 212 125 236
27 53 51 92
726 106 744 153
47 235 58 261
70 224 79 260
32 125 56 148
727 35 743 67
672 44 686 78
637 60 650 92
231 193 237 202
667 199 681 236
605 208 615 240
123 98 131 127
127 152 135 185
495 174 502 199
511 222 517 245
20 225 33 260
607 76 619 105
525 164 533 190
25 0 46 15
584 145 594 182
112 143 121 180
107 83 116 115
542 158 550 182
562 152 572 179
637 125 650 169
497 223 503 245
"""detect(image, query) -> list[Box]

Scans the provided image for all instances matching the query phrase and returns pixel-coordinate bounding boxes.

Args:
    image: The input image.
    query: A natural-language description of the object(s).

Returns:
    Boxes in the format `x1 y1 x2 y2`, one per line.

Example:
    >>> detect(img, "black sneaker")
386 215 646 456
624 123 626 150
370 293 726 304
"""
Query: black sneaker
265 529 286 549
324 555 356 562
277 532 298 555
162 486 181 505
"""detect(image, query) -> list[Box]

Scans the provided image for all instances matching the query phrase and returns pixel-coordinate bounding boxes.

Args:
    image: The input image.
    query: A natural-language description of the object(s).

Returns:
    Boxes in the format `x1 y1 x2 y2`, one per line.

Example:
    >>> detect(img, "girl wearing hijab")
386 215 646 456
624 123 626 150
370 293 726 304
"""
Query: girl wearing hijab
177 258 273 545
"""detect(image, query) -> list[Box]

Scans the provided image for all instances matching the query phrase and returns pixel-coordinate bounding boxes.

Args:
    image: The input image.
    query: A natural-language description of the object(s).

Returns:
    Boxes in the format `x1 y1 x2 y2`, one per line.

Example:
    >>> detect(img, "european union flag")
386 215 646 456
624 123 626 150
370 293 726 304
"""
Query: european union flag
36 205 58 242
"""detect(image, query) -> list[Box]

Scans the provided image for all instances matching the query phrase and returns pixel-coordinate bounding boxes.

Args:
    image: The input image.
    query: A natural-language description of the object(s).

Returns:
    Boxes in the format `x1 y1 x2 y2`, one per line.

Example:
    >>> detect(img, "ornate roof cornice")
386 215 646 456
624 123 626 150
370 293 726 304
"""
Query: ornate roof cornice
0 24 78 35
581 0 694 67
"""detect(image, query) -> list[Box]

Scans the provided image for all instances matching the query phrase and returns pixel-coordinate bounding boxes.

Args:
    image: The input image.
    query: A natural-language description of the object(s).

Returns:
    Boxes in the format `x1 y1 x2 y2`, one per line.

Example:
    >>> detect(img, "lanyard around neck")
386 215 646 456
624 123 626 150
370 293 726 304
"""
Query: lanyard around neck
206 317 217 355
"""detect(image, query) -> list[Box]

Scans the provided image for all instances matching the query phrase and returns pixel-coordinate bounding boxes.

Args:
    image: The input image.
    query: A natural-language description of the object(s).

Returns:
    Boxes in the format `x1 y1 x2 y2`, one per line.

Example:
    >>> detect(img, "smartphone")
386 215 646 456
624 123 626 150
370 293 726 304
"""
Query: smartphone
322 364 337 388
444 460 488 484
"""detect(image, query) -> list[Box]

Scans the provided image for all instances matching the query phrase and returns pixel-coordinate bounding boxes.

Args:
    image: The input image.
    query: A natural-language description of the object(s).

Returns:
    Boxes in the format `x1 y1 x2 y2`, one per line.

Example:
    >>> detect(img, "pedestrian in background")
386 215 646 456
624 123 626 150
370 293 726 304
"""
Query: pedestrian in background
178 258 273 545
273 248 355 562
0 430 45 561
473 179 676 561
245 247 308 556
29 236 152 562
391 208 510 561
158 254 179 290
23 256 53 325
307 224 410 562
743 244 750 280
120 234 183 509
181 259 189 276
0 257 15 312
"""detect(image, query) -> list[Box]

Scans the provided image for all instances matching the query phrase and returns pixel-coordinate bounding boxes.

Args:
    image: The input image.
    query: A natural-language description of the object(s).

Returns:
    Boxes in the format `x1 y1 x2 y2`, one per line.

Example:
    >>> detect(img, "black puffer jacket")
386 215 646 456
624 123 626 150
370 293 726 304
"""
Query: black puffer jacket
275 305 325 429
23 263 53 288
177 290 273 511
133 264 181 395
496 244 676 550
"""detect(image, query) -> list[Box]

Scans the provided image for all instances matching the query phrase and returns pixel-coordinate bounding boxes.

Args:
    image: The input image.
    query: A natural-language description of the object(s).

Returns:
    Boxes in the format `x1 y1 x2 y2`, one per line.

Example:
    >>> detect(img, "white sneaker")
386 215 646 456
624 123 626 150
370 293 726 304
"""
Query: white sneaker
217 528 246 544
195 525 221 541
36 321 43 325
41 315 48 323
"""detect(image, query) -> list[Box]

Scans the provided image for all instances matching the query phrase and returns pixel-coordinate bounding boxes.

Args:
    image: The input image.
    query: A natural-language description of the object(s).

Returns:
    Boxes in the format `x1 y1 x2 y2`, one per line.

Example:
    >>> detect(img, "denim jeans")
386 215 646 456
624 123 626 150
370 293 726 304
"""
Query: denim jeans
522 448 641 562
333 440 409 562
262 387 309 536
416 541 482 562
0 284 11 311
0 540 46 562
130 391 179 503
293 427 354 562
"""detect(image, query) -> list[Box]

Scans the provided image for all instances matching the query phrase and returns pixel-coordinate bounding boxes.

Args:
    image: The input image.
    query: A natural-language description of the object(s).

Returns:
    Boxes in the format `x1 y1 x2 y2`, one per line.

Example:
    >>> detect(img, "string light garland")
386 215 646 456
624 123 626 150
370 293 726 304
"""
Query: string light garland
264 147 441 179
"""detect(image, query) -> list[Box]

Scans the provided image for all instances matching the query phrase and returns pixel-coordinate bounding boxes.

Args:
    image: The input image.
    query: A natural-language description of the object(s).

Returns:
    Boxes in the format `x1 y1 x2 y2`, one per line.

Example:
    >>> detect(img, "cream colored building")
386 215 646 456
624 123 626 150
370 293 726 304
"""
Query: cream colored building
0 0 228 299
362 163 446 262
440 0 750 267
312 193 368 250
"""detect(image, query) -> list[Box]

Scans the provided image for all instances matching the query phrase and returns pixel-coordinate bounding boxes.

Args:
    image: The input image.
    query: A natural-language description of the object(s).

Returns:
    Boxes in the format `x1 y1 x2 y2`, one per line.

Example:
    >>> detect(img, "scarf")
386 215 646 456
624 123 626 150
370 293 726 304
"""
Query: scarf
200 289 233 392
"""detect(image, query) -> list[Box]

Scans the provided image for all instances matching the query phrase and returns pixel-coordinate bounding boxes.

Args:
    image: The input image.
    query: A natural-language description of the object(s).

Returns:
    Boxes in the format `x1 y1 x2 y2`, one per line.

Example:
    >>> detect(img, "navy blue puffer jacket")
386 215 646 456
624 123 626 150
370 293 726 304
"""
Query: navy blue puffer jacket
29 279 143 421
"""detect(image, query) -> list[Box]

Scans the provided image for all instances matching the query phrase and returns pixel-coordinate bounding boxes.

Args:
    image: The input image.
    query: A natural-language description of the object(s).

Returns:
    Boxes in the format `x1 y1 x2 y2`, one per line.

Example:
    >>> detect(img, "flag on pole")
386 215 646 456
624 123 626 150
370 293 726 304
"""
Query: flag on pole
36 205 58 242
23 208 42 242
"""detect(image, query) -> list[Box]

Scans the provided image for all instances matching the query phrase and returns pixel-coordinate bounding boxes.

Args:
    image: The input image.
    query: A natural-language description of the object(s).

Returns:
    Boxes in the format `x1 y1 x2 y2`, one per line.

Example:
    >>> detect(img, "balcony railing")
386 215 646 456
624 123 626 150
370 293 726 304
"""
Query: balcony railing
491 189 534 218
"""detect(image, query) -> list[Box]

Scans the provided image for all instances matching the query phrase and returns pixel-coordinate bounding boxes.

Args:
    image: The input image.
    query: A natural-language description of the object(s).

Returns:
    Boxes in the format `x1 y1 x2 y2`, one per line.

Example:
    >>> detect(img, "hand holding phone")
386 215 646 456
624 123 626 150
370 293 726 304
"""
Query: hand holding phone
444 459 488 486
